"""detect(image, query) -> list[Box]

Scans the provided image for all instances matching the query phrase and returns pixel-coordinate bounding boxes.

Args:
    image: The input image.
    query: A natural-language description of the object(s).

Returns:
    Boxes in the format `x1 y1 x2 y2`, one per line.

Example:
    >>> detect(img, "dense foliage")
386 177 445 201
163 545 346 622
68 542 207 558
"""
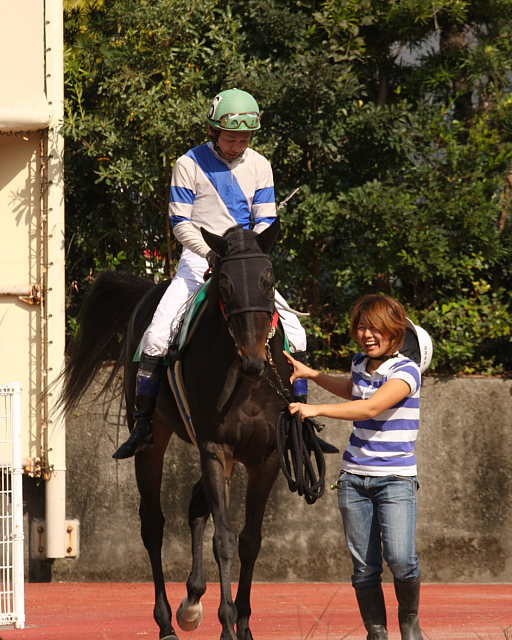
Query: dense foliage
63 0 512 374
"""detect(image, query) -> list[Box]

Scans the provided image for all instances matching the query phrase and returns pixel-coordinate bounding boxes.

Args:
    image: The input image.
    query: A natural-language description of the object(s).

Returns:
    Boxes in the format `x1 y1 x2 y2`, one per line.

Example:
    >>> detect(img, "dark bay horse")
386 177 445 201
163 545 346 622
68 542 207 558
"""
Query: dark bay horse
61 221 297 640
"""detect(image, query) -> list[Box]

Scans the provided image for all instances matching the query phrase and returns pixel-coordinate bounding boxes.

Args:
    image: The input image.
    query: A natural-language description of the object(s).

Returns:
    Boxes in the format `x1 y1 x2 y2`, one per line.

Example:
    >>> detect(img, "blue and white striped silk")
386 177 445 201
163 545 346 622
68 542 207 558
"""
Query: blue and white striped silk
342 353 422 476
169 142 276 247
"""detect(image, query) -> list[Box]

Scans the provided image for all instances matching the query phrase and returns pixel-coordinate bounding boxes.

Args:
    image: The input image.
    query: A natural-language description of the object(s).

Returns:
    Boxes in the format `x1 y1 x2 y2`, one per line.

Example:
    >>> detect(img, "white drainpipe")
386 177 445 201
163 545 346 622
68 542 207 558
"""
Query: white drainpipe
44 0 67 559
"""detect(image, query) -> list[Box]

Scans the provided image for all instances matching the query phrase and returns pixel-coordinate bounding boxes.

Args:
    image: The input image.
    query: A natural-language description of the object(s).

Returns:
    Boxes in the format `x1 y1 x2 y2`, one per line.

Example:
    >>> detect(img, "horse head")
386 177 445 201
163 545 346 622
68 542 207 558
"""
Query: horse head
201 220 280 377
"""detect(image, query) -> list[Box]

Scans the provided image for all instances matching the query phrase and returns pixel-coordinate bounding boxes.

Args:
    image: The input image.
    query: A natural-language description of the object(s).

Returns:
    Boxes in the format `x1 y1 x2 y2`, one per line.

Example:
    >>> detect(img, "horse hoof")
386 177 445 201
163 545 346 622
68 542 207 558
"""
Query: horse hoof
177 598 203 631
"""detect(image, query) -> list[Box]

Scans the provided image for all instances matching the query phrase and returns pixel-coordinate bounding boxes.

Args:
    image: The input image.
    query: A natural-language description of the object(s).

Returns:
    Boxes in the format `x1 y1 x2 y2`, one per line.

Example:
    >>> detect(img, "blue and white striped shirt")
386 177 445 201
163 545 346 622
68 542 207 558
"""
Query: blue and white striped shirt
342 353 422 476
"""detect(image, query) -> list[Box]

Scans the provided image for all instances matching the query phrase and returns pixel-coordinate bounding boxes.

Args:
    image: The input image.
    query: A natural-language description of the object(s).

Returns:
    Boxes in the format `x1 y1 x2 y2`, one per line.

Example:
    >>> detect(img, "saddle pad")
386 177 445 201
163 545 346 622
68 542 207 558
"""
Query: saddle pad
132 280 210 362
178 280 210 352
167 360 198 448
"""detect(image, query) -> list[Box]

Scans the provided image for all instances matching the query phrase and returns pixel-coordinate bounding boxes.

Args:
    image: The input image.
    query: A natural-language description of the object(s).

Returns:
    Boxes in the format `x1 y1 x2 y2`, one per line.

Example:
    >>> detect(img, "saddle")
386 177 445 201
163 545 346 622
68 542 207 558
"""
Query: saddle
132 281 210 362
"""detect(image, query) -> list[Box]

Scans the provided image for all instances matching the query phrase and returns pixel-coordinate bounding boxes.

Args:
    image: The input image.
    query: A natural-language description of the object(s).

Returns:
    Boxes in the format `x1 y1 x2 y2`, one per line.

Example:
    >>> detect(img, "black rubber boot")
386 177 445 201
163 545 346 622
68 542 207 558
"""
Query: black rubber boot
355 584 388 640
112 354 163 459
394 577 423 640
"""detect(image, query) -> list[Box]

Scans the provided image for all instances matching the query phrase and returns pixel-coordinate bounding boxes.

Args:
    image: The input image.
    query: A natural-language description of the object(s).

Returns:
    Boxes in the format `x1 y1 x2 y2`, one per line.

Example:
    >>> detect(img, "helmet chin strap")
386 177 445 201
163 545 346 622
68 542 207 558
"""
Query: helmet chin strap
210 130 244 162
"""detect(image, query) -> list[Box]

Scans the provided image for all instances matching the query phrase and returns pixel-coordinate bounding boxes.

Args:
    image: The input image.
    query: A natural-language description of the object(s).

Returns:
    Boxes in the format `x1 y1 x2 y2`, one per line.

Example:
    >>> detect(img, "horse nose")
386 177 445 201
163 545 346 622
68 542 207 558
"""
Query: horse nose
240 357 266 377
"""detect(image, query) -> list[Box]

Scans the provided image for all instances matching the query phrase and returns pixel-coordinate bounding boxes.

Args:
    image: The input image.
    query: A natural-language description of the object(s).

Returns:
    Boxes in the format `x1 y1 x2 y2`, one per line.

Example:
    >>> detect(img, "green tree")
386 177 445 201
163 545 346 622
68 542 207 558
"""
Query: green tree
64 0 262 314
232 0 512 373
63 0 512 373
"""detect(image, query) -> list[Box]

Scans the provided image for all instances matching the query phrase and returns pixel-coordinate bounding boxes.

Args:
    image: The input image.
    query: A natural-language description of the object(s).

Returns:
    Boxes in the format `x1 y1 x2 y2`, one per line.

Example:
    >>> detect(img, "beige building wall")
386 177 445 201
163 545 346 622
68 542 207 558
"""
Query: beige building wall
0 0 67 557
0 133 44 465
0 0 50 465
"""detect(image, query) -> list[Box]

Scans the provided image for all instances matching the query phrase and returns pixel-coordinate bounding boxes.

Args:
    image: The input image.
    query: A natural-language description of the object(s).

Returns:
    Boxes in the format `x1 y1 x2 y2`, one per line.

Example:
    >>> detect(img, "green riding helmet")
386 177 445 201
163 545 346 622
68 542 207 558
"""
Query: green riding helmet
207 88 261 131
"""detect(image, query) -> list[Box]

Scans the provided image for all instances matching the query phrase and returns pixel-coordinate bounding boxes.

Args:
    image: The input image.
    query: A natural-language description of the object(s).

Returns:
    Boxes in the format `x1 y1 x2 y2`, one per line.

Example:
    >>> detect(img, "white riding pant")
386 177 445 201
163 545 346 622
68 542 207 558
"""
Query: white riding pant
142 248 307 356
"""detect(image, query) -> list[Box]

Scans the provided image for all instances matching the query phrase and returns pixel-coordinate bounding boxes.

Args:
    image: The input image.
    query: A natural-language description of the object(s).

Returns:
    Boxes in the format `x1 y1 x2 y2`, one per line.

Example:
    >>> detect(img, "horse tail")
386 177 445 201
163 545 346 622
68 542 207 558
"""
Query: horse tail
61 270 154 412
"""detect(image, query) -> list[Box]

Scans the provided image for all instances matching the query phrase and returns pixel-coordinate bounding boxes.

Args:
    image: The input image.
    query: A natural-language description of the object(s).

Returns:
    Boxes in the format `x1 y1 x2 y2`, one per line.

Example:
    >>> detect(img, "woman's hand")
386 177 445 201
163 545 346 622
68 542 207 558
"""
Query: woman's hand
283 351 316 384
288 401 319 420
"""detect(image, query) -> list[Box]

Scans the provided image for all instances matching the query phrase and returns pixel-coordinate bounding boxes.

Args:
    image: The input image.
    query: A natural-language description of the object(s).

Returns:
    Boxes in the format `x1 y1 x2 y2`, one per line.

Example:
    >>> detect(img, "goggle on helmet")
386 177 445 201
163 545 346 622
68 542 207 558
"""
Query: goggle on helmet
207 88 261 131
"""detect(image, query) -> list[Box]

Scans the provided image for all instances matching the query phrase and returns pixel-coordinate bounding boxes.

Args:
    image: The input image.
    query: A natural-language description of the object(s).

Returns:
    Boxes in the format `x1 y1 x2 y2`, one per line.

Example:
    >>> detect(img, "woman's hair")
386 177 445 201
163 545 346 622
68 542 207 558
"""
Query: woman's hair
349 294 407 355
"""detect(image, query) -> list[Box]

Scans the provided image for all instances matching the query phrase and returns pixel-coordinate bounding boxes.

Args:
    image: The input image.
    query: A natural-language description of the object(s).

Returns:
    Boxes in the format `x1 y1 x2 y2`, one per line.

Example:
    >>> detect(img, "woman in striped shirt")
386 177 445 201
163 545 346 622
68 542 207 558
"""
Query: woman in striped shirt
286 294 432 640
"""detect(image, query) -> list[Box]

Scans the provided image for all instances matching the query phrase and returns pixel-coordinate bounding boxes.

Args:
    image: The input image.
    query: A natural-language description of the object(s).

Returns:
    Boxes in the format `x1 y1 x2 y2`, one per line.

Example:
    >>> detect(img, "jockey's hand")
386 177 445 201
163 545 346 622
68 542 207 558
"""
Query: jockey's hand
203 251 217 281
288 402 318 420
283 351 316 384
206 250 217 267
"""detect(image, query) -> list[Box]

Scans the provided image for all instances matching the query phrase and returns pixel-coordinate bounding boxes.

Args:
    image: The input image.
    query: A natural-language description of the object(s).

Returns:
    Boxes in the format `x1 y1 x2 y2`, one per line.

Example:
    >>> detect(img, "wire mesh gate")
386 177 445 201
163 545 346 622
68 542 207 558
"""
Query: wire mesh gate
0 384 25 628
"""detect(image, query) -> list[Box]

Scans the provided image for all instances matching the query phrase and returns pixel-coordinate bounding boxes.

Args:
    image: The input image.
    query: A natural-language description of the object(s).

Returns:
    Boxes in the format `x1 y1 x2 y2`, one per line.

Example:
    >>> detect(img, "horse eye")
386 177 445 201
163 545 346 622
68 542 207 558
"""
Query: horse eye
259 268 275 300
219 273 233 301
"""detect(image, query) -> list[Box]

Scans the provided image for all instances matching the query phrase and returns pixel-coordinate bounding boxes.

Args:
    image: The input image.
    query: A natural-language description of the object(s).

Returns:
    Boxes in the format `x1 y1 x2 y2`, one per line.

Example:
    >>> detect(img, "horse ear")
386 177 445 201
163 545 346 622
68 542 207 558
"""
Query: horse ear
201 227 228 257
257 217 280 253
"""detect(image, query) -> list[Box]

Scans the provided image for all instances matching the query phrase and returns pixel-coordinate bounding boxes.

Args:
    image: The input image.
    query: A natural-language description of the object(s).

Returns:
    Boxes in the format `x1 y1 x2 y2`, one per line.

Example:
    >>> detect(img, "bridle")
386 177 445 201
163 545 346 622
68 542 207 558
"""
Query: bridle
213 247 326 505
218 300 279 345
216 251 278 346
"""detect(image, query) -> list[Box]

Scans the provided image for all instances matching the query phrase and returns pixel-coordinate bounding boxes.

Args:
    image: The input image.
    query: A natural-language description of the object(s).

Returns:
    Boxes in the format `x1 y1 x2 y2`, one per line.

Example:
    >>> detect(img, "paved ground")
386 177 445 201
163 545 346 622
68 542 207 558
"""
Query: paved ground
0 582 510 640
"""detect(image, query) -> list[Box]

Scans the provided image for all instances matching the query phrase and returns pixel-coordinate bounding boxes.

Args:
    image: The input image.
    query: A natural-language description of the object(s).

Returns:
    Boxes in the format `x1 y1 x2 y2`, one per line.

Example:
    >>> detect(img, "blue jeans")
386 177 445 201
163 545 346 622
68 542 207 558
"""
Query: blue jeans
338 472 420 588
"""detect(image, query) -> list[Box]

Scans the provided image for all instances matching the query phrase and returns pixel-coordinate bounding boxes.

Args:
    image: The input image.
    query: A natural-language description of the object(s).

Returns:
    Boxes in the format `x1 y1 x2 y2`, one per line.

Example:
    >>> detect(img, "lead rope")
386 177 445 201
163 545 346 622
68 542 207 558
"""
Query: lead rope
265 345 326 505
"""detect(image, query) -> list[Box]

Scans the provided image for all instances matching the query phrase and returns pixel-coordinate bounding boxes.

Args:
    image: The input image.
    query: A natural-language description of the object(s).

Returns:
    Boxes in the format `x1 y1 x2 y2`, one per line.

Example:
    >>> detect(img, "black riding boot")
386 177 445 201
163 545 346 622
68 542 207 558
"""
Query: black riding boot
394 577 423 640
112 353 163 459
355 584 388 640
293 351 339 454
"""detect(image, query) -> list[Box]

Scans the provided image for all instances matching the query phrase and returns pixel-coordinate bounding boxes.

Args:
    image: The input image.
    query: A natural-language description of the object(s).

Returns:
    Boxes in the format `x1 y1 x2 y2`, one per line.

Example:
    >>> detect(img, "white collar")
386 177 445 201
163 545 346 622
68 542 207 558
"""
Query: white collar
207 140 246 166
356 353 407 376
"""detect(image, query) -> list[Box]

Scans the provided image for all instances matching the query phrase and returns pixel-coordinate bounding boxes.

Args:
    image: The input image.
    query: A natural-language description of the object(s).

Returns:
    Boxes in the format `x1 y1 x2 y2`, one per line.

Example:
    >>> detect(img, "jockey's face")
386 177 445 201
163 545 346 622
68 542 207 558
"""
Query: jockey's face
216 130 252 161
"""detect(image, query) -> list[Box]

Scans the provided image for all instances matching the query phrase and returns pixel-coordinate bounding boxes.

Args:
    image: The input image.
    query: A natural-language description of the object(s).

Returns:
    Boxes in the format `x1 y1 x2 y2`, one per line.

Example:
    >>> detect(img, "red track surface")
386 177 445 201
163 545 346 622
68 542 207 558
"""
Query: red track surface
0 582 510 640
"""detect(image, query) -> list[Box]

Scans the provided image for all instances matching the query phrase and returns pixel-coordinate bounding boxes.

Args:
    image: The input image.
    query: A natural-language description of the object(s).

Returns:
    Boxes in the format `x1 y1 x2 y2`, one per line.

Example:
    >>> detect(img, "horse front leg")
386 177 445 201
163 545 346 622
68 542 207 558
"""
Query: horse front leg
176 477 210 632
135 427 177 640
235 454 280 640
200 442 238 640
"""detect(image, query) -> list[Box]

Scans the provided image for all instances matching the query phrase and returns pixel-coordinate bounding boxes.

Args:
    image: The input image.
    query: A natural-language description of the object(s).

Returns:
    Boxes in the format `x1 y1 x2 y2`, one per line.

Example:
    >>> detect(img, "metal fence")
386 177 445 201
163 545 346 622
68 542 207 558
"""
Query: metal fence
0 384 25 629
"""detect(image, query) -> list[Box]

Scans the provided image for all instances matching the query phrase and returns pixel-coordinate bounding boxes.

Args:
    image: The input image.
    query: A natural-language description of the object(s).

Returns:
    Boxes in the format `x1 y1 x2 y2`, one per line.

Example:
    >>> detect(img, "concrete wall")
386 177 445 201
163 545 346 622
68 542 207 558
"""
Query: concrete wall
39 371 512 584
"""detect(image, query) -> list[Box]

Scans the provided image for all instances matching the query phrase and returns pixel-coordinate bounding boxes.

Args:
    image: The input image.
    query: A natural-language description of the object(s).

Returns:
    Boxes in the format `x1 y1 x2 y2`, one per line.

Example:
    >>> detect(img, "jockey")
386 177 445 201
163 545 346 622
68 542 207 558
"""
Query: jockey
113 88 337 459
